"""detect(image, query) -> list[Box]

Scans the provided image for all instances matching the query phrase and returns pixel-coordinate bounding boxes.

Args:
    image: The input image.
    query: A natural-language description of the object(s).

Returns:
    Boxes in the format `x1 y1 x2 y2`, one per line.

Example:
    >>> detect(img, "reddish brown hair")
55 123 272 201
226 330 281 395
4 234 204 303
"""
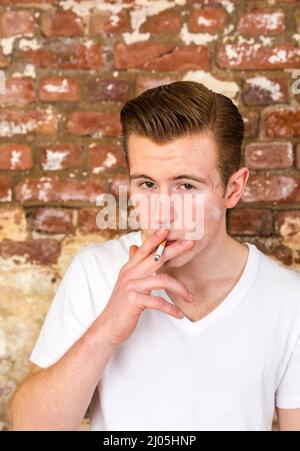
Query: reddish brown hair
120 81 244 189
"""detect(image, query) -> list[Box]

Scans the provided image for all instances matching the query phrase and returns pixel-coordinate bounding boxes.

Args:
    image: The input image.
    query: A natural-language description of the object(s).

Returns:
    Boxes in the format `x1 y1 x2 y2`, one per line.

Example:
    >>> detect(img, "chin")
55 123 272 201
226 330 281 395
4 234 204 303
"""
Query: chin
164 251 192 268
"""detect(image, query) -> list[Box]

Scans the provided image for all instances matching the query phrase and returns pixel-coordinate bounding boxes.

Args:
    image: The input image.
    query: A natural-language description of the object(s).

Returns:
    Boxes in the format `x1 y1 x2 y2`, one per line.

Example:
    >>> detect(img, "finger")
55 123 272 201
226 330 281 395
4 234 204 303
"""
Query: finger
136 293 185 319
128 274 194 303
129 245 138 260
132 239 195 278
126 228 169 269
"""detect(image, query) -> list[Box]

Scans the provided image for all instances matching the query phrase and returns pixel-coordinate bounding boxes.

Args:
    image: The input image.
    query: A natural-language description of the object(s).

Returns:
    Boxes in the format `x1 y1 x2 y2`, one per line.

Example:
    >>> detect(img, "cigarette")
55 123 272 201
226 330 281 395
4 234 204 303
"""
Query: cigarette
154 239 167 261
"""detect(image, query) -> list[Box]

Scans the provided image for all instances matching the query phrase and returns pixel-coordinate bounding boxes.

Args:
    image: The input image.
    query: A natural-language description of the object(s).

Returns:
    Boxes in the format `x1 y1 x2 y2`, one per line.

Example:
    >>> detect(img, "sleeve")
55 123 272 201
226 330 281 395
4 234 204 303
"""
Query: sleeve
275 332 300 409
29 246 101 369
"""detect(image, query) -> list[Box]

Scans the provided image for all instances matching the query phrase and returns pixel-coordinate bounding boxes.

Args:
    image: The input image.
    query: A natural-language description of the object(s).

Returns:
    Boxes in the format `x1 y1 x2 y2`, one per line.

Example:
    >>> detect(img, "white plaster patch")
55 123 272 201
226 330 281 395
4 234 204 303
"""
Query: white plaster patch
10 150 21 169
197 16 215 27
43 79 70 93
0 189 12 202
43 150 69 171
247 76 283 101
180 23 218 45
254 12 283 31
12 64 36 79
0 119 37 137
292 34 300 43
0 37 16 56
259 36 273 47
182 70 239 99
268 49 287 65
0 33 34 55
220 0 234 14
18 38 41 51
92 151 117 174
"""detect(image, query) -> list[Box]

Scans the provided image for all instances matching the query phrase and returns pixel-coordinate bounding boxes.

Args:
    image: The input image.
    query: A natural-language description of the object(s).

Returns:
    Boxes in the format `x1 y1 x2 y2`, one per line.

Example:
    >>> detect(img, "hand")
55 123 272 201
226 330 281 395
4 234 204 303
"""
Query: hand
98 229 195 346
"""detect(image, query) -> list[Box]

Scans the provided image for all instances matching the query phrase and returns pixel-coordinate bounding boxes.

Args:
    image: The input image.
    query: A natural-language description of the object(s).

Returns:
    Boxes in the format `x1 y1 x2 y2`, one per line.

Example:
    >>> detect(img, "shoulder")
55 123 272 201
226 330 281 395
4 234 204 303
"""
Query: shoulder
252 243 300 312
70 230 141 276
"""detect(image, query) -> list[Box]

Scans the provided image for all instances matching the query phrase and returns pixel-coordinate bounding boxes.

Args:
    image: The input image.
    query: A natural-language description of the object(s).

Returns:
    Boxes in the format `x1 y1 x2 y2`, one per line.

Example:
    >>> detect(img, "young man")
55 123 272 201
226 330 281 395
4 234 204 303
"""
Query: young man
10 81 300 431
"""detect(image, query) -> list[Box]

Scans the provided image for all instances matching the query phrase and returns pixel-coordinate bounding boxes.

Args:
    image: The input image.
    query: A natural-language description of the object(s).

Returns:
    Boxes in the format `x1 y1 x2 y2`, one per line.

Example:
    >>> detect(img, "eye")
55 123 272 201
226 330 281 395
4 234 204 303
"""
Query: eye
180 183 196 191
138 181 156 189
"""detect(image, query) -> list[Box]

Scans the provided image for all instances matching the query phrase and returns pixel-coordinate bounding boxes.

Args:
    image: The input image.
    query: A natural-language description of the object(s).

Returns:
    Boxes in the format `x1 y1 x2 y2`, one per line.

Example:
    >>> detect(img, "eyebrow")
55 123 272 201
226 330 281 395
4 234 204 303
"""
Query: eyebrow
129 174 208 184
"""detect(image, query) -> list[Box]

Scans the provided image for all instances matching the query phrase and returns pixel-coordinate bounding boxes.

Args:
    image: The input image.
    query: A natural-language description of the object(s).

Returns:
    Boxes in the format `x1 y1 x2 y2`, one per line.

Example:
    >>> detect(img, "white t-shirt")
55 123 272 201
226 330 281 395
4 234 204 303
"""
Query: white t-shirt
30 230 300 431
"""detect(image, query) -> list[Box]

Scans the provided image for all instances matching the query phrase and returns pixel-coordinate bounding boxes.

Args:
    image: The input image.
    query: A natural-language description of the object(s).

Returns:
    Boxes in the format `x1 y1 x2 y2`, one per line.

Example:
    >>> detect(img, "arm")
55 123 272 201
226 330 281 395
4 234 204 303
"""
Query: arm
9 317 116 431
10 229 193 431
277 408 300 431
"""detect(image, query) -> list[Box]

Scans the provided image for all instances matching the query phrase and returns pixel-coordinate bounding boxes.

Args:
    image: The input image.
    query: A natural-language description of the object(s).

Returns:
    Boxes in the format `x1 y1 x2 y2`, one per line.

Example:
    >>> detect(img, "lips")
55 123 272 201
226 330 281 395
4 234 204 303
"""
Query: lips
166 240 176 246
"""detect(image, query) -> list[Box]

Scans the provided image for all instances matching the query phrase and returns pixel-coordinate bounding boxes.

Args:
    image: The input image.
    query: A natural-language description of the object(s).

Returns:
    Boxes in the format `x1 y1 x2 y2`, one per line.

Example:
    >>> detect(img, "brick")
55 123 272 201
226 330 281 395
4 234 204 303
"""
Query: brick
0 239 61 265
78 208 99 234
20 42 102 70
0 10 35 37
0 144 33 170
189 7 227 33
275 210 300 236
237 9 285 35
114 42 174 69
78 206 125 234
0 50 10 68
243 112 259 138
27 207 74 233
90 10 131 34
242 176 300 203
39 77 81 102
41 10 84 37
66 111 121 137
86 79 130 102
217 44 300 69
0 175 12 202
115 42 211 71
88 143 126 173
136 75 178 95
0 78 36 106
140 8 182 33
15 177 105 204
264 110 300 137
40 144 82 171
244 142 293 169
243 77 288 106
0 110 58 136
230 208 273 235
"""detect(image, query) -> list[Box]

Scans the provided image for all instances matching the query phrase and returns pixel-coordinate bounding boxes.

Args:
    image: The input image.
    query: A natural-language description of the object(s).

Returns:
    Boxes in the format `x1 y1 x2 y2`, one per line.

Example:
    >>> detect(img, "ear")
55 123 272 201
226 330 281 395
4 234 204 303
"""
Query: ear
225 167 249 209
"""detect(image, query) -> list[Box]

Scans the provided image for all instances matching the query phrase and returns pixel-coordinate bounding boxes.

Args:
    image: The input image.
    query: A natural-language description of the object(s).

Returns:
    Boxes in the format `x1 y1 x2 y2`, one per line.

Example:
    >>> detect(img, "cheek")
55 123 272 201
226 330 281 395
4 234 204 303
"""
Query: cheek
203 195 224 231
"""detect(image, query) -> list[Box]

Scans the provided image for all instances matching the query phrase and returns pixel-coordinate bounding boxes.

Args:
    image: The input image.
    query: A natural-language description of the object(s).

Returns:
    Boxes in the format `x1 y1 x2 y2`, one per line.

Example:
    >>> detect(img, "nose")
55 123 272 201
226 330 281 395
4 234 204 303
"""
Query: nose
152 193 176 229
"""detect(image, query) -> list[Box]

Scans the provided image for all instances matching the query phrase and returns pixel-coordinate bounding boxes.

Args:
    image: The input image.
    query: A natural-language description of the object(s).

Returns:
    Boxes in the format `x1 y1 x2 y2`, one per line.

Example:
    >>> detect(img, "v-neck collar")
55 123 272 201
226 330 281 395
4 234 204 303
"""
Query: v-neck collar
132 230 261 335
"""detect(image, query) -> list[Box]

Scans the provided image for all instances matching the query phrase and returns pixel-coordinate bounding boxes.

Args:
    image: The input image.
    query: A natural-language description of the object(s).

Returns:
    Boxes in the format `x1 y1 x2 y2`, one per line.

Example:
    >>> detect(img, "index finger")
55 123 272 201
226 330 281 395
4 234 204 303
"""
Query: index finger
126 228 169 269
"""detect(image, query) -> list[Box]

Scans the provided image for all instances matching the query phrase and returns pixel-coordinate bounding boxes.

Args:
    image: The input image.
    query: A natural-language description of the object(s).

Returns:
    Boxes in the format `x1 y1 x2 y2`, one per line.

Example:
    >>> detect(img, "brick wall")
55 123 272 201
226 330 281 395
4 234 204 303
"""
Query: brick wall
0 0 300 430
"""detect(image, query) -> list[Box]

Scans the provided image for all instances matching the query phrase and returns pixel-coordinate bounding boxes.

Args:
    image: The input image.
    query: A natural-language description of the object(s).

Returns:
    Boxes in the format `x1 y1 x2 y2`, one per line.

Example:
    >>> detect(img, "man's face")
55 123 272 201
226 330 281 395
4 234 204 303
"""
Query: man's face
128 131 228 268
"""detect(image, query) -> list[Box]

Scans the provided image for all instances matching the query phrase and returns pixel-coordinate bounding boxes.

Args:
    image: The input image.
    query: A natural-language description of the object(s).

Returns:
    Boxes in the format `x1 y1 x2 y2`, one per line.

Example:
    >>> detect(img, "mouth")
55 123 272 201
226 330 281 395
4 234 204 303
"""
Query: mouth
165 239 177 246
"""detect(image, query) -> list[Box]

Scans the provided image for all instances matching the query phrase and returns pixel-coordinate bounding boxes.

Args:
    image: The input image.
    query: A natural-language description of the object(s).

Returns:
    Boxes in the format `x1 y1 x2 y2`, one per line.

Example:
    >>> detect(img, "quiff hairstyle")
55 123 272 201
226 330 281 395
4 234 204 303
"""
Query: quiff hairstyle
120 81 244 190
